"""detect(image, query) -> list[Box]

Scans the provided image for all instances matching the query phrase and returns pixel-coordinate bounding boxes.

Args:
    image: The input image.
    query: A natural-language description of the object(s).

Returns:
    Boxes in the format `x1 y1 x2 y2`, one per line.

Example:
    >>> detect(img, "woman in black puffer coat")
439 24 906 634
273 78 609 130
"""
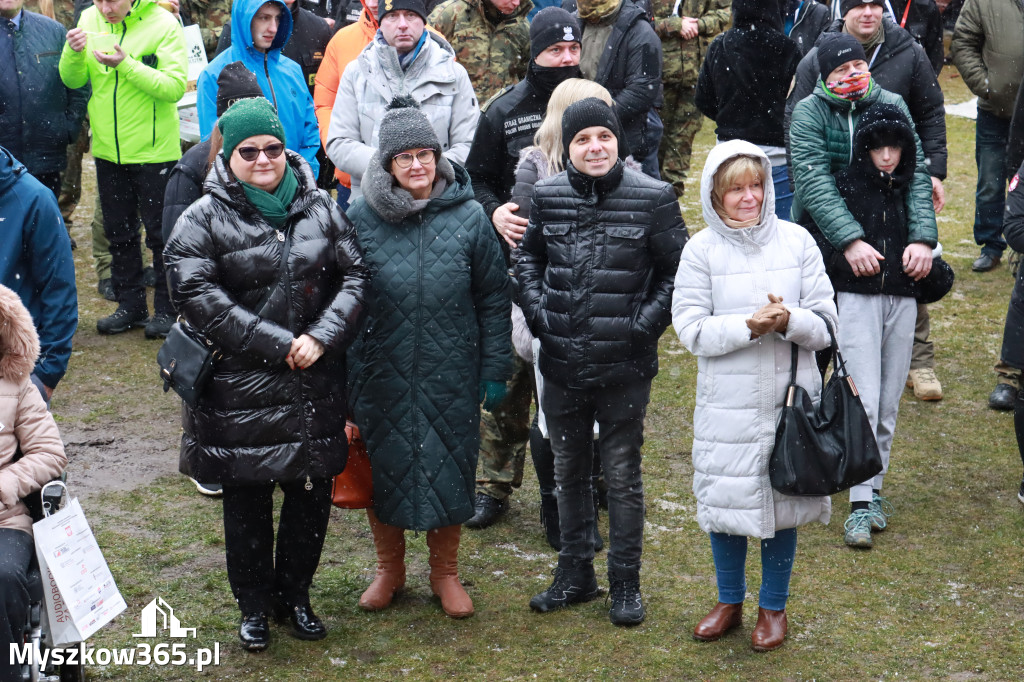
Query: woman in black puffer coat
164 98 368 651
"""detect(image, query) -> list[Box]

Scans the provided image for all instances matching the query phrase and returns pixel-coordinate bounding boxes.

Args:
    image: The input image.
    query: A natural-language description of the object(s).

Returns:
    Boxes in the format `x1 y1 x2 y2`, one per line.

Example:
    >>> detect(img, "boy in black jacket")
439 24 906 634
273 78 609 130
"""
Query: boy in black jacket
811 102 936 550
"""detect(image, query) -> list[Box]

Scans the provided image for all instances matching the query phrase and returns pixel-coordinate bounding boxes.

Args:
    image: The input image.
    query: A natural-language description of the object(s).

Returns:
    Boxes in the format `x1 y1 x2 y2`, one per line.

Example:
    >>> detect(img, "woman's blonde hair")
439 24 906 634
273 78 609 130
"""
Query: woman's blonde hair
711 155 763 220
533 79 614 174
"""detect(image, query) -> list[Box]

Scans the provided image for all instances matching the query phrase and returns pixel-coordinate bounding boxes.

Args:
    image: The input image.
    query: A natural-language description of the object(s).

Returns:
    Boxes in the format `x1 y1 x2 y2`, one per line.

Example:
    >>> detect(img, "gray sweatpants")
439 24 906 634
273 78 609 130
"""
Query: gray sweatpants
836 292 916 503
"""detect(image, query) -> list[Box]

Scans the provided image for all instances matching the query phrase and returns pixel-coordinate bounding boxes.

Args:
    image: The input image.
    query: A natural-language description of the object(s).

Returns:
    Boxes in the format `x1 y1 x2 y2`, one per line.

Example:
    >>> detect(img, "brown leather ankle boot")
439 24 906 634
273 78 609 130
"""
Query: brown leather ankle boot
751 607 787 652
426 524 474 618
358 508 406 611
693 602 743 641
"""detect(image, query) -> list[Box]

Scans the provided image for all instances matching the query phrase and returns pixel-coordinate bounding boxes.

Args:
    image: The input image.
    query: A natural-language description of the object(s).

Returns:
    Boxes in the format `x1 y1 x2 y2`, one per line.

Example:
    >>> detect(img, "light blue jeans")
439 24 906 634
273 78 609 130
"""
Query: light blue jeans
709 528 797 611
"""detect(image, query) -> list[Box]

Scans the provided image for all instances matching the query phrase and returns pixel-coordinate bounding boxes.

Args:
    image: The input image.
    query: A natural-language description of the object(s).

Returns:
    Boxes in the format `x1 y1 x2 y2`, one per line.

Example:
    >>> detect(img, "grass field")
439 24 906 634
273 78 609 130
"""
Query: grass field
48 66 1024 681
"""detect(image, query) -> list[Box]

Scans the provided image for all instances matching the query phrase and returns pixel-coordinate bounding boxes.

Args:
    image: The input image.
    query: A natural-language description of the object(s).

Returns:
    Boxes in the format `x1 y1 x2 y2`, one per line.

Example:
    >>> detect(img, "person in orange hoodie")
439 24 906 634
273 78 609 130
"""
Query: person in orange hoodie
313 0 379 210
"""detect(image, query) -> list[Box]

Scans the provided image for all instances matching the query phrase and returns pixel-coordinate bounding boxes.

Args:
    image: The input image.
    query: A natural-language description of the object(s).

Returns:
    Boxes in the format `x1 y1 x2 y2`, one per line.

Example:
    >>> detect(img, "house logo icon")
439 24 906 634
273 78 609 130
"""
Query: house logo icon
132 597 197 638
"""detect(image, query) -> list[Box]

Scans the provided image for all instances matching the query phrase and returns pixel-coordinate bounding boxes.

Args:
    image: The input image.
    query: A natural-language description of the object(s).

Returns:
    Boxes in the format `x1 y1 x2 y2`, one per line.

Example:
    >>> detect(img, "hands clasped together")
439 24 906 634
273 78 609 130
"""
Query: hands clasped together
746 294 790 340
286 334 324 370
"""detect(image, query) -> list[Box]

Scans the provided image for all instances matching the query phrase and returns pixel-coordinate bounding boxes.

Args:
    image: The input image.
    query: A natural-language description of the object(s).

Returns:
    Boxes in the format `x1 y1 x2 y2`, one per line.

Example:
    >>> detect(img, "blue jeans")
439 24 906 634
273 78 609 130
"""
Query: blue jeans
709 528 797 611
336 183 352 212
773 164 793 222
974 109 1011 257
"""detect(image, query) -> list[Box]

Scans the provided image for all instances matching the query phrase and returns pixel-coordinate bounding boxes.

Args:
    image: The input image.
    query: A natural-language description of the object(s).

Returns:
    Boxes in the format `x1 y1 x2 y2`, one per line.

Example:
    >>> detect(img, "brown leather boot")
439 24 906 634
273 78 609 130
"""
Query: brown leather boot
751 607 787 652
426 525 474 618
358 509 406 611
693 602 743 642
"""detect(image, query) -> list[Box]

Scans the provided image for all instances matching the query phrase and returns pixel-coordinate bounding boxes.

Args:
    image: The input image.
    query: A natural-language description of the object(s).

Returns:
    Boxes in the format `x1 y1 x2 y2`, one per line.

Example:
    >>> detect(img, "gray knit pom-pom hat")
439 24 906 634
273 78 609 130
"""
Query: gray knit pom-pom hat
377 95 442 171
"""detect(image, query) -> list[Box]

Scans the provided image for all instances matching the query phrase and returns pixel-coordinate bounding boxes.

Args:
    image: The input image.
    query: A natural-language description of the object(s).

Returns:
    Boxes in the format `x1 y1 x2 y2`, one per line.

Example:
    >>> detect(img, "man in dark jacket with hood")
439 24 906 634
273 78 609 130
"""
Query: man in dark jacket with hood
565 0 663 178
462 7 583 529
517 98 687 626
0 147 77 402
696 0 801 218
0 0 89 198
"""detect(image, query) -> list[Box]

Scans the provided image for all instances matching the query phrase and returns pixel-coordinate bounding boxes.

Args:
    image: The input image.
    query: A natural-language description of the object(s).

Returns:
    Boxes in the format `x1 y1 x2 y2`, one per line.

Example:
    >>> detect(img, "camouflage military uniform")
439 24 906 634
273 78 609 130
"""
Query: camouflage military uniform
428 0 533 104
477 352 534 500
180 0 232 58
653 0 730 198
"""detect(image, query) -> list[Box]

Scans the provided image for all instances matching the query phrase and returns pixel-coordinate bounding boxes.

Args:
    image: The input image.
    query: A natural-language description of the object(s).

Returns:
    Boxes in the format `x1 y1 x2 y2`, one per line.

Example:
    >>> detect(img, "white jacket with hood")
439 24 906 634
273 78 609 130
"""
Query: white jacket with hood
671 140 836 539
325 31 479 200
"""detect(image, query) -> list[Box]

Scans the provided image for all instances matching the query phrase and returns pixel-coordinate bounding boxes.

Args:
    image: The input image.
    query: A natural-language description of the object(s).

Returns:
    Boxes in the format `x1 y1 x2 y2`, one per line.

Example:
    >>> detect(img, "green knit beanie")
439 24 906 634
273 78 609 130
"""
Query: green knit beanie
218 97 286 160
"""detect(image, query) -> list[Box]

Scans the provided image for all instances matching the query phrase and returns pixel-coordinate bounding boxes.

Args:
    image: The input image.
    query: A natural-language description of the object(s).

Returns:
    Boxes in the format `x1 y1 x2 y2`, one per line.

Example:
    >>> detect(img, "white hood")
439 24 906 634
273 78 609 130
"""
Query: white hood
700 140 777 242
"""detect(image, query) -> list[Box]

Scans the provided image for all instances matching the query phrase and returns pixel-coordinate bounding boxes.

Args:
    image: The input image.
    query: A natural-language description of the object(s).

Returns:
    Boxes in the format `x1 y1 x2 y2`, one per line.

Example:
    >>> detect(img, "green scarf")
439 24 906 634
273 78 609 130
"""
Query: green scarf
239 166 299 228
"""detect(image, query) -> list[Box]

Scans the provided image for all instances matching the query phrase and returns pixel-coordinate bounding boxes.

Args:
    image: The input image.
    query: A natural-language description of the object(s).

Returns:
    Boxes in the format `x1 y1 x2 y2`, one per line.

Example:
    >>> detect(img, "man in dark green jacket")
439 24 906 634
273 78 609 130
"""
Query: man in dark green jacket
790 34 936 256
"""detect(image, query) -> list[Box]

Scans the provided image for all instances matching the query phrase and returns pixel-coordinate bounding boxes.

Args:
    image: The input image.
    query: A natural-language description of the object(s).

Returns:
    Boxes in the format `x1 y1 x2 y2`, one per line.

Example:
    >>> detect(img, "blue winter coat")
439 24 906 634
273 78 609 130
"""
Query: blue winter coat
196 0 321 175
0 148 78 389
0 11 89 176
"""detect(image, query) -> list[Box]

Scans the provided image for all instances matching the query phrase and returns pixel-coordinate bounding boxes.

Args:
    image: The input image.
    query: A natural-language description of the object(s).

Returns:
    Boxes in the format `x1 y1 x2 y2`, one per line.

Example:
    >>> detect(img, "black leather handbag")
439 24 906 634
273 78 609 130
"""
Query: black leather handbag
768 312 883 497
157 321 220 407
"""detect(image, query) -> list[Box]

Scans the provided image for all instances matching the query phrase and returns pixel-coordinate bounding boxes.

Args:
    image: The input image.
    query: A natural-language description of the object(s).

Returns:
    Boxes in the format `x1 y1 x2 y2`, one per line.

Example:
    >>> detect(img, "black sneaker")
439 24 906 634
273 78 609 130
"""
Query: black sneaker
97 306 148 335
189 477 223 497
465 492 508 529
97 278 116 302
143 266 157 288
608 574 645 626
1018 480 1024 506
144 312 175 339
529 557 601 613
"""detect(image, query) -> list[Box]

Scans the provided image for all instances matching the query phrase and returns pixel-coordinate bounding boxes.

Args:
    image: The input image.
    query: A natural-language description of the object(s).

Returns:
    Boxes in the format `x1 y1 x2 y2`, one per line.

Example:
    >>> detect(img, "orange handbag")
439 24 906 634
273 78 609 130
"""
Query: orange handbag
331 421 373 509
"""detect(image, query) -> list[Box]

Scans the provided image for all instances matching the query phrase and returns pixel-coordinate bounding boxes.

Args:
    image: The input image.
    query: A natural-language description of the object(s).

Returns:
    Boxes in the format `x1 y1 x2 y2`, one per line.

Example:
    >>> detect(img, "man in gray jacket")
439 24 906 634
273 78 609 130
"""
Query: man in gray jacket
951 0 1024 273
324 0 479 200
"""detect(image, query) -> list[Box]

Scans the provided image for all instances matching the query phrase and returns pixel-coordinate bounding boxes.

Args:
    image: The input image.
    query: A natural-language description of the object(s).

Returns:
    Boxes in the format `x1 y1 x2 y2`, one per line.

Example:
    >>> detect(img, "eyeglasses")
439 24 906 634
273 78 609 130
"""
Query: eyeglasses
392 149 436 169
236 143 285 162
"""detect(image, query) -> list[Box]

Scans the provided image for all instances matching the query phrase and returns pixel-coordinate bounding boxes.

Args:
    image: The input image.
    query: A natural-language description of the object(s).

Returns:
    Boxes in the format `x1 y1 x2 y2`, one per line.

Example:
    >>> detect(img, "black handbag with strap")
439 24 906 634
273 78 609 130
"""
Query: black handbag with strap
768 311 883 497
158 227 293 407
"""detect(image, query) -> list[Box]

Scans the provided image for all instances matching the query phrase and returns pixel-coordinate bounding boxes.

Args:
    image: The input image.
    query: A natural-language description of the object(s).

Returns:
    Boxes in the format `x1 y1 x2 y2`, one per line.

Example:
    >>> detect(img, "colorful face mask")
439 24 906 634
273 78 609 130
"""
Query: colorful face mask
825 71 871 101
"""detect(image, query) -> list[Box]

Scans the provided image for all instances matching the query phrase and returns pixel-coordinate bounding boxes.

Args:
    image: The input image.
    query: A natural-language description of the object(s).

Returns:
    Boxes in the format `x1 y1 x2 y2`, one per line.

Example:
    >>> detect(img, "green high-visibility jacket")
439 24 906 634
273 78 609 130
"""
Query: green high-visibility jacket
59 0 187 164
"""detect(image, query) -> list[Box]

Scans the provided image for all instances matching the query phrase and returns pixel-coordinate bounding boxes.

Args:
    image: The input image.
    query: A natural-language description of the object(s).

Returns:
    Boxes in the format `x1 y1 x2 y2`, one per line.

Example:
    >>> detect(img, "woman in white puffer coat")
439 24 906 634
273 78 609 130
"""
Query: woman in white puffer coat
671 140 837 653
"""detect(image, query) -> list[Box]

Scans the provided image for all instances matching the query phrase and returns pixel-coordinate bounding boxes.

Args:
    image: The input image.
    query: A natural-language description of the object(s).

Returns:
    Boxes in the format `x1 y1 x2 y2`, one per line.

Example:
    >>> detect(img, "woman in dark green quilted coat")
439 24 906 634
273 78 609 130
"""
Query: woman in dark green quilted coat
347 99 513 619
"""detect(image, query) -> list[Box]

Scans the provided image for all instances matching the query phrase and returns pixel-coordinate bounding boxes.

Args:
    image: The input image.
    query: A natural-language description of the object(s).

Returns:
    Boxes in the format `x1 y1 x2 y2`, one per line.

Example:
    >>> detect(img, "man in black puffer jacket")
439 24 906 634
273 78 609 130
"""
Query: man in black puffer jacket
517 98 687 627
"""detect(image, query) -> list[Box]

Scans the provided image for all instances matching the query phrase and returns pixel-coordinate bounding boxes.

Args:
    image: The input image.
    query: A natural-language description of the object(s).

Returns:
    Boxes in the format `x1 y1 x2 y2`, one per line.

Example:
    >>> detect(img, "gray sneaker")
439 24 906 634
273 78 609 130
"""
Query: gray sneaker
843 510 874 548
869 494 894 532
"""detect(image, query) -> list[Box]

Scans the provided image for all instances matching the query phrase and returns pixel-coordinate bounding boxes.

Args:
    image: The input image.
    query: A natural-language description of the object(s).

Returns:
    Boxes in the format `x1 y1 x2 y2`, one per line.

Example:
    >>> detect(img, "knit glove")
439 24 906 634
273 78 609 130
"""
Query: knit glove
479 380 508 412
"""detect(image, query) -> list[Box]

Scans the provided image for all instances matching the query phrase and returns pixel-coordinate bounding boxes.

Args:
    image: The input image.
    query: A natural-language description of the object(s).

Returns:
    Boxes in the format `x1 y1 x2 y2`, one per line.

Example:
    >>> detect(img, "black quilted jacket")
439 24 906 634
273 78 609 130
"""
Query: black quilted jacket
164 151 369 485
516 160 688 389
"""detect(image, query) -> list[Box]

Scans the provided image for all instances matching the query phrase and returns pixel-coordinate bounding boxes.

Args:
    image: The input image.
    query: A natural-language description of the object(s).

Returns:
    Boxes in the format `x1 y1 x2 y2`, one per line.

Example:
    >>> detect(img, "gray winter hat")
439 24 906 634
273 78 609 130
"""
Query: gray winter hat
377 96 442 171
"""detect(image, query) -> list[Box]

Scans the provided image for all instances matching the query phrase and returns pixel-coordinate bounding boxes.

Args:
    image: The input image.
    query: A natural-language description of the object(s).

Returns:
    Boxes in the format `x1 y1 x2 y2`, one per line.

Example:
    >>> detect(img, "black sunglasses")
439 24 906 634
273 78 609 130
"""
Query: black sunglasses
236 143 285 162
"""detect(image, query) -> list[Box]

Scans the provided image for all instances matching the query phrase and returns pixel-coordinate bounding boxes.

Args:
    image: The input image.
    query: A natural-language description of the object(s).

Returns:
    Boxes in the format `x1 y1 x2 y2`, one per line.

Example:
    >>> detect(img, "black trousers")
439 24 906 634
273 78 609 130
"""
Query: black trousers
542 379 651 575
0 528 34 682
94 159 173 315
221 478 333 615
33 171 62 201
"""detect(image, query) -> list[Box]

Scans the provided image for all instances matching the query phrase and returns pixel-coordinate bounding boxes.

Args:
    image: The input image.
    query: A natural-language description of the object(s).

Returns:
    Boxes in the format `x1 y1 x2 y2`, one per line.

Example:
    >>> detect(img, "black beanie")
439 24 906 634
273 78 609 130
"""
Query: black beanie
817 33 868 81
561 97 621 158
530 7 581 60
216 62 264 118
378 0 427 23
839 0 884 17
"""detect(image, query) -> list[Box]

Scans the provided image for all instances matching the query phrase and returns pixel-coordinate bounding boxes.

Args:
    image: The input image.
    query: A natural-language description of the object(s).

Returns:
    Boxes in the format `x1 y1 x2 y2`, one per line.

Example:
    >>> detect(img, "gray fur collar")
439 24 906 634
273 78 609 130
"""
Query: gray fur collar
361 152 457 224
